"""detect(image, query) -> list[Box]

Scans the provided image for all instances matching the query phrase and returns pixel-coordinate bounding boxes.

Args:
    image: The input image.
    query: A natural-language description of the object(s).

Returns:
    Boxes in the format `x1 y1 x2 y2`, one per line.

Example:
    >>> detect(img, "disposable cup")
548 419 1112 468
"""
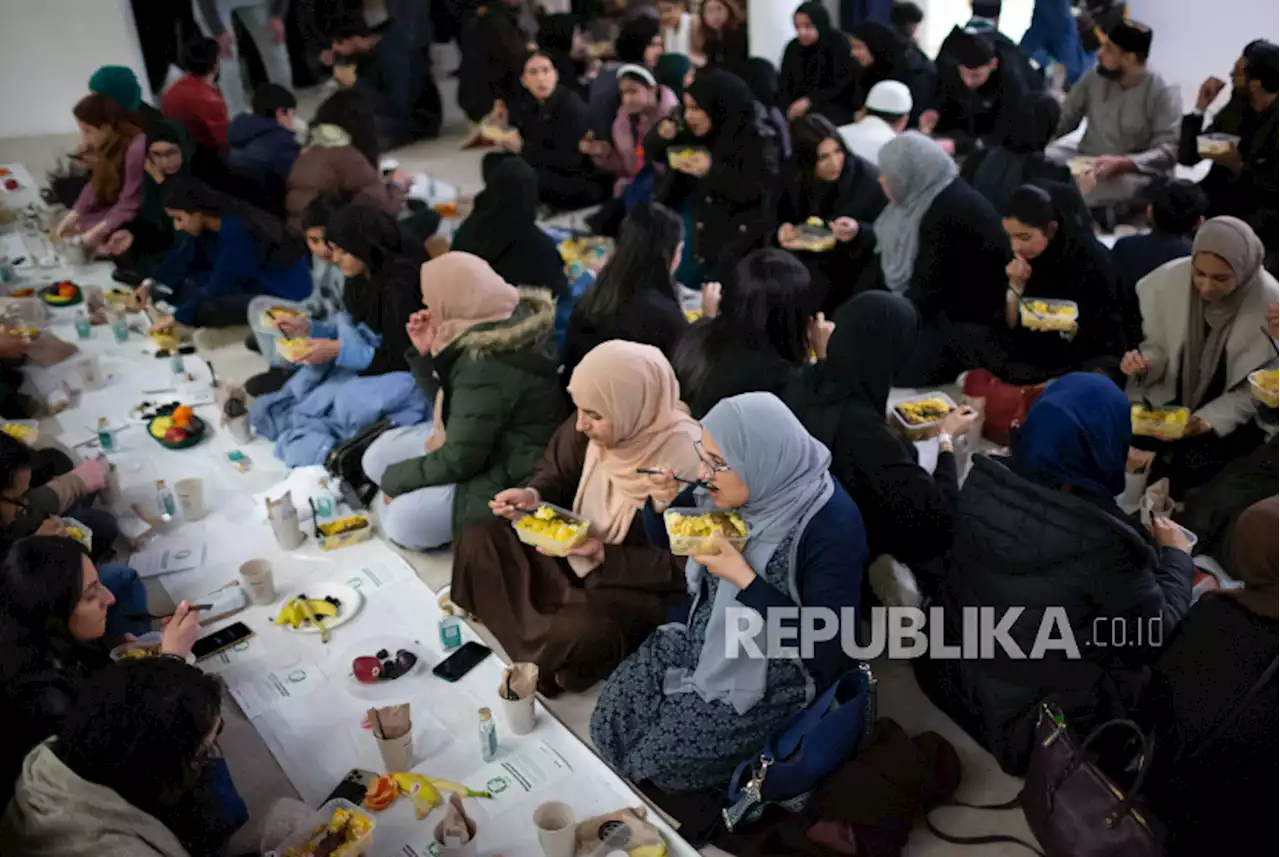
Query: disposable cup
238 559 275 605
176 477 205 521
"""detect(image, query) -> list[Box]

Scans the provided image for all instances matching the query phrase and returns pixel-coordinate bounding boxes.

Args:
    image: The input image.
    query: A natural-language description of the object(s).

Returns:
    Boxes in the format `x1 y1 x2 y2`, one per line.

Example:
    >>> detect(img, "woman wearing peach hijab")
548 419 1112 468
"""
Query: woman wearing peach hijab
452 340 703 695
363 252 565 550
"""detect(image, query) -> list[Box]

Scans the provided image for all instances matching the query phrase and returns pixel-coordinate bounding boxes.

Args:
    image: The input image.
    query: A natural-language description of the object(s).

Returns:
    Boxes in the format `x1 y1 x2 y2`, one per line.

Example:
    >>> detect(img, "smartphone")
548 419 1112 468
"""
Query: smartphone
325 768 378 806
431 641 491 682
191 622 253 661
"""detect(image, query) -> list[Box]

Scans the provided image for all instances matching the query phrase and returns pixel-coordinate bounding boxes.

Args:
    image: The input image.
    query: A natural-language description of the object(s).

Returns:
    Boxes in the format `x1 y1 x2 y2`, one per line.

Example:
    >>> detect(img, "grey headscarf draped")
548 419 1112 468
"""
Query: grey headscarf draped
872 132 959 293
663 393 833 715
1182 216 1266 410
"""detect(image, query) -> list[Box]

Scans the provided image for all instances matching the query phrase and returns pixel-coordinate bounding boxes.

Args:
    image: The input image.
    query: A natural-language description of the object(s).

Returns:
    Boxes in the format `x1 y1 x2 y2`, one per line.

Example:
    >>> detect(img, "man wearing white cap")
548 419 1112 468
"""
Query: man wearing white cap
837 80 913 167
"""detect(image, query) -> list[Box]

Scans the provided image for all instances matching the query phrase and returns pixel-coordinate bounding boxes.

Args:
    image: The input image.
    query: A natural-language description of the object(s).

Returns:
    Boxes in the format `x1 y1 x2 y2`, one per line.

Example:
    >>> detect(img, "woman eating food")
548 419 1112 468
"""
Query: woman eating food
778 2 857 125
591 392 867 791
54 93 146 254
1122 215 1279 496
363 252 564 551
450 341 701 696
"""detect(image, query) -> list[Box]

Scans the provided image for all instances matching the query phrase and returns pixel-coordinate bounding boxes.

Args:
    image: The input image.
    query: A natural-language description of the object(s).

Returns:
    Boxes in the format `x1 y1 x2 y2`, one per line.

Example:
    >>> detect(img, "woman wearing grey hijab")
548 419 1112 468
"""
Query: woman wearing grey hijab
590 392 868 792
874 132 1010 385
1123 215 1279 496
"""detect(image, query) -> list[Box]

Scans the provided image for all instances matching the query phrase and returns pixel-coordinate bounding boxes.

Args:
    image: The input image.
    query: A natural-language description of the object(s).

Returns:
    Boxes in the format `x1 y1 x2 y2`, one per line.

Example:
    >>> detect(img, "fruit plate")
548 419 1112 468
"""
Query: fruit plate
147 414 207 449
39 282 82 307
277 583 364 635
337 635 429 701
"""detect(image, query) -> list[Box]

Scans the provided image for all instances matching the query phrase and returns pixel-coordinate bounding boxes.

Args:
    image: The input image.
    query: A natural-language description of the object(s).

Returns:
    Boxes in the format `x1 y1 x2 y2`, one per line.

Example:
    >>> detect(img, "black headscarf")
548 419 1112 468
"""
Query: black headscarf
851 20 907 90
451 156 567 296
819 292 919 414
615 14 660 65
537 12 581 90
686 69 759 158
325 205 423 374
783 2 849 99
161 177 306 268
969 91 1062 214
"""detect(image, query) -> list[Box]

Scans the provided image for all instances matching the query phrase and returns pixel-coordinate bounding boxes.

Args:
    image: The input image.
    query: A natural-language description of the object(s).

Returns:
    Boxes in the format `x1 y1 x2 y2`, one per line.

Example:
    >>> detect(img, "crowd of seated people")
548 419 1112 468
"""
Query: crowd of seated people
5 4 1278 856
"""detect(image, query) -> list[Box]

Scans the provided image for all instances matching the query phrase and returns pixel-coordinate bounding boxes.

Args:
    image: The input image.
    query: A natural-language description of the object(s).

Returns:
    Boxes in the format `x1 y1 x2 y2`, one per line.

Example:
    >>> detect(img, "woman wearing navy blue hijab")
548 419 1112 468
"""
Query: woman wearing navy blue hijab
915 373 1196 775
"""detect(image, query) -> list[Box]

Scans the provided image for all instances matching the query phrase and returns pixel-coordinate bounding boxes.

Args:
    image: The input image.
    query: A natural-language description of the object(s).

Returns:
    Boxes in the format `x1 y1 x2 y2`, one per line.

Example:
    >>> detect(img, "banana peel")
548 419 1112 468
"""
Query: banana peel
272 598 339 627
388 773 492 820
296 595 328 643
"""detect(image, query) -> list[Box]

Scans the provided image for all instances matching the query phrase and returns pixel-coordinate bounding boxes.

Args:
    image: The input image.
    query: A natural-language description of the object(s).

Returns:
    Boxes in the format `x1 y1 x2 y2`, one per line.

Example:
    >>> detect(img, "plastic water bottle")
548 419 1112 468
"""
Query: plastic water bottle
96 417 114 452
155 479 176 522
170 350 184 374
478 708 497 762
74 311 91 340
438 606 463 651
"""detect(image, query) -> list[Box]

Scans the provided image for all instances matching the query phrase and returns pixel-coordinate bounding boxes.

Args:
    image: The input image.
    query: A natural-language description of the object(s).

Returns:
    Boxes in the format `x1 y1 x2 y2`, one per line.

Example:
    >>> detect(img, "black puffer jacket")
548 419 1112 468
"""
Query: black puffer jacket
915 455 1195 774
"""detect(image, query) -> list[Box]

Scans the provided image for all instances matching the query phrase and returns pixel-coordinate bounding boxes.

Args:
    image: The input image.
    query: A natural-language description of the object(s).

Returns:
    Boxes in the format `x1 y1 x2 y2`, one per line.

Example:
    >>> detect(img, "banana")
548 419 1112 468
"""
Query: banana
296 595 328 642
307 598 338 618
425 777 492 799
391 773 442 819
273 599 302 626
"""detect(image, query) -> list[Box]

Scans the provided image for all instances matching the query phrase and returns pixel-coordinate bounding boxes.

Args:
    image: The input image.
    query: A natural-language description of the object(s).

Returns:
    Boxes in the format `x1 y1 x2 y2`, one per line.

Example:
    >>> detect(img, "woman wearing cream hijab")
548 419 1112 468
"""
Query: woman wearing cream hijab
452 340 702 696
363 252 565 550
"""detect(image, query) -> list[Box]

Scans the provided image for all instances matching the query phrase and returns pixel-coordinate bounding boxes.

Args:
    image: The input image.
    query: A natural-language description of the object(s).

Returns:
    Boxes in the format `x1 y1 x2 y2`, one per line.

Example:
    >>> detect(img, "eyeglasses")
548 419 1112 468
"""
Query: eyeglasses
0 495 30 515
694 440 731 474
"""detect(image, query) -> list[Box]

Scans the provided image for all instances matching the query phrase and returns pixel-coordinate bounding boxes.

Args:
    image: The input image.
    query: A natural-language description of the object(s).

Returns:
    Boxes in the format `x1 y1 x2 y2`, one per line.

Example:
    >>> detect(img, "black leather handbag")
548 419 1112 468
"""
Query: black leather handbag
324 419 394 508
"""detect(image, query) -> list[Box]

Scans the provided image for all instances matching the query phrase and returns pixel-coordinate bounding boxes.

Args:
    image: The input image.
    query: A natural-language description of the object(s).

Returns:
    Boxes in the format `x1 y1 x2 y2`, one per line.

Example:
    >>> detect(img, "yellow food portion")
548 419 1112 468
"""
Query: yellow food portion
515 506 586 543
1254 369 1278 393
151 332 180 350
805 216 825 227
1131 405 1189 440
896 397 953 426
2 327 38 337
667 511 747 539
319 516 369 537
274 598 340 628
284 807 372 857
1024 301 1075 316
1 423 33 440
118 646 158 660
276 338 310 362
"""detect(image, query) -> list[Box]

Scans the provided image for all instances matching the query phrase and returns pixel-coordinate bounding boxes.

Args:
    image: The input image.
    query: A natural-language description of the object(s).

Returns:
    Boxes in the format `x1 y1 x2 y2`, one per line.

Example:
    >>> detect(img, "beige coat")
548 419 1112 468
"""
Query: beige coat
1127 256 1279 435
0 742 190 857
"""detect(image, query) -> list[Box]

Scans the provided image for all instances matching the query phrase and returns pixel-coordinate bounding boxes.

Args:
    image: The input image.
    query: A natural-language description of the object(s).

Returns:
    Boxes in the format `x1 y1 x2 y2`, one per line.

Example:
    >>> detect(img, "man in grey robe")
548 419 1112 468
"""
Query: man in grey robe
1046 18 1181 217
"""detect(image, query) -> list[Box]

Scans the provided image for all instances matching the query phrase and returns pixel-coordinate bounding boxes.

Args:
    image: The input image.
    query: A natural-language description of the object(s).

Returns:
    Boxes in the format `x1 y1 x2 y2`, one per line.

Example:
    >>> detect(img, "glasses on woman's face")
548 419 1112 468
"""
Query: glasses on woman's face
695 440 731 474
0 494 30 515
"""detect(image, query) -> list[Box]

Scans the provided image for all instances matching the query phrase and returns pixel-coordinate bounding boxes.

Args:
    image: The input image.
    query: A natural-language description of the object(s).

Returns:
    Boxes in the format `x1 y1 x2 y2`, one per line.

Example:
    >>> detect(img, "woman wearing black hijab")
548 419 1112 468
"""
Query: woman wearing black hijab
786 292 971 565
779 2 858 126
850 20 936 124
961 92 1077 214
537 13 587 98
324 205 425 376
452 156 567 297
775 113 886 314
990 183 1128 384
644 69 781 285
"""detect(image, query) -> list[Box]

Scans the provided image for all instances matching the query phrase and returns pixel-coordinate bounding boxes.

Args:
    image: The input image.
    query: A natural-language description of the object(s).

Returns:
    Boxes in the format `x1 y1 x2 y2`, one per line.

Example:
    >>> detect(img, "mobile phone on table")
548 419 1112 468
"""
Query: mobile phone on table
326 768 379 806
191 622 253 661
431 641 491 682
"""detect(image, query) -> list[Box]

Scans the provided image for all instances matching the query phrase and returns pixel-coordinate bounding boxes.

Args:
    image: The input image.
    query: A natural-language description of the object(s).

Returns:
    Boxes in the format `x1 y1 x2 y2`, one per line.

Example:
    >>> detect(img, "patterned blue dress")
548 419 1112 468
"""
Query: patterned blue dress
589 523 813 791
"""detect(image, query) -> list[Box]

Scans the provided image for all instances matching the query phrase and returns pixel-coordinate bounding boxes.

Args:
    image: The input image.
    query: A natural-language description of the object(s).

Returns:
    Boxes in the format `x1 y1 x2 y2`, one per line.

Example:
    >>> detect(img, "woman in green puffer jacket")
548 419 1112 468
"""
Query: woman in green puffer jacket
363 251 566 549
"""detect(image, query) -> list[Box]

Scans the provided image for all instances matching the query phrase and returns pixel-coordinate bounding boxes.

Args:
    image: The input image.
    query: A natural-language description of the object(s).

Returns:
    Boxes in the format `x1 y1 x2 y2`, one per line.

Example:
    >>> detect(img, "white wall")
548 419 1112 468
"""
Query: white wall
0 0 150 139
1127 0 1280 110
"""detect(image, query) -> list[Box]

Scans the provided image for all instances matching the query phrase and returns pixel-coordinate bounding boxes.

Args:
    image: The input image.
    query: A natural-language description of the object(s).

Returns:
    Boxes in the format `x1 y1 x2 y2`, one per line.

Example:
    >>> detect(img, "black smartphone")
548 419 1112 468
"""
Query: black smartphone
191 622 253 661
432 641 491 682
325 768 378 806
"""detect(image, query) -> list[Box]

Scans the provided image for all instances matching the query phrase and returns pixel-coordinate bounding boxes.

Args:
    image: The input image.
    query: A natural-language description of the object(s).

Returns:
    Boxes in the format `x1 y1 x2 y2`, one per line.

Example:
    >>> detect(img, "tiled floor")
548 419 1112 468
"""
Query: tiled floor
2 63 1038 855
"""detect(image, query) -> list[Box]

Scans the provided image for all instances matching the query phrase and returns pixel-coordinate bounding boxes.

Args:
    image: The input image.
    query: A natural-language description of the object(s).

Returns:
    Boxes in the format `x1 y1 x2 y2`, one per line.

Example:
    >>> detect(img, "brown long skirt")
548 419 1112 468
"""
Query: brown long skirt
451 517 686 695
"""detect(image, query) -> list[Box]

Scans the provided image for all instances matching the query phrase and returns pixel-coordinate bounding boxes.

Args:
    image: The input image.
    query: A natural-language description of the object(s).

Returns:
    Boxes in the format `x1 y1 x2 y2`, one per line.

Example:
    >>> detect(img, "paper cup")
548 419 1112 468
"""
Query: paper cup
78 358 103 391
238 559 276 605
436 839 477 857
533 802 576 857
176 478 205 521
498 691 536 736
374 728 413 771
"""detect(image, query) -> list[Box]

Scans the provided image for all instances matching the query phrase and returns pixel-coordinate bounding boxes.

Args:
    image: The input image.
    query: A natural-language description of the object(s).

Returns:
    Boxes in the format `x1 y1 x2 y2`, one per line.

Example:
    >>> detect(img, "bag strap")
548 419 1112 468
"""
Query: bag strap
767 668 856 761
1188 656 1278 760
923 798 1045 856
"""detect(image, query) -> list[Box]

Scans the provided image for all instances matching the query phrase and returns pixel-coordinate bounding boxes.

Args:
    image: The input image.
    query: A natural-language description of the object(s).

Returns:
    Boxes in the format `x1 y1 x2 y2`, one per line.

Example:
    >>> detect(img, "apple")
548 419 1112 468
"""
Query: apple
163 427 190 443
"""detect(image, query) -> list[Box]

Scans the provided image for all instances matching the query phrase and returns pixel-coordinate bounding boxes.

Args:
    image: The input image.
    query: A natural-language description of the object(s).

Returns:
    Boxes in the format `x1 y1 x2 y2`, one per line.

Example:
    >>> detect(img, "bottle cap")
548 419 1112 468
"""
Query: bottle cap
478 707 492 721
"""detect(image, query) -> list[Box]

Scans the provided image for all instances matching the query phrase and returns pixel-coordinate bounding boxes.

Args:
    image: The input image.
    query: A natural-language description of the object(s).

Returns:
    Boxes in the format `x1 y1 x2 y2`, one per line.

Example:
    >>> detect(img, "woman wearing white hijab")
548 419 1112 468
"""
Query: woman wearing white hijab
874 131 1010 385
1121 215 1279 496
590 392 868 792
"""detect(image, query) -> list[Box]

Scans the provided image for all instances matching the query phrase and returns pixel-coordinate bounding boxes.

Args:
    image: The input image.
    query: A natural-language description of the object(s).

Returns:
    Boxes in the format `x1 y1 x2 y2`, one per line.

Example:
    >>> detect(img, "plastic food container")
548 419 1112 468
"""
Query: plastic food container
512 503 589 557
478 118 517 144
276 338 311 362
664 508 749 556
62 516 93 551
1197 132 1240 156
267 799 376 857
890 392 957 441
1130 405 1190 441
667 146 709 170
1067 156 1095 176
1 419 38 444
150 330 181 352
110 630 164 662
1249 368 1279 408
259 306 306 328
792 223 836 252
1019 298 1079 333
319 515 374 551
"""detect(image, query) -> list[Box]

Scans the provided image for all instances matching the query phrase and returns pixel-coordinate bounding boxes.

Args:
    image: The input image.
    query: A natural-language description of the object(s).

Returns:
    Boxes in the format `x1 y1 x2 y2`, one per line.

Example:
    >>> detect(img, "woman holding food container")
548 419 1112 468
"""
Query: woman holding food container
591 391 867 792
774 114 886 315
54 93 147 255
986 182 1128 385
1122 215 1279 497
643 69 780 287
451 341 701 697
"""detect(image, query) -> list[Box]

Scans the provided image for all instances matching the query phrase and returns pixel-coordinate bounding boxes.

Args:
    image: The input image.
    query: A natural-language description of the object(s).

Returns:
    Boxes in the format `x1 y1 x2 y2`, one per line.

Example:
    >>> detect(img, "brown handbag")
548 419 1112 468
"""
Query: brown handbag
1020 703 1166 857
